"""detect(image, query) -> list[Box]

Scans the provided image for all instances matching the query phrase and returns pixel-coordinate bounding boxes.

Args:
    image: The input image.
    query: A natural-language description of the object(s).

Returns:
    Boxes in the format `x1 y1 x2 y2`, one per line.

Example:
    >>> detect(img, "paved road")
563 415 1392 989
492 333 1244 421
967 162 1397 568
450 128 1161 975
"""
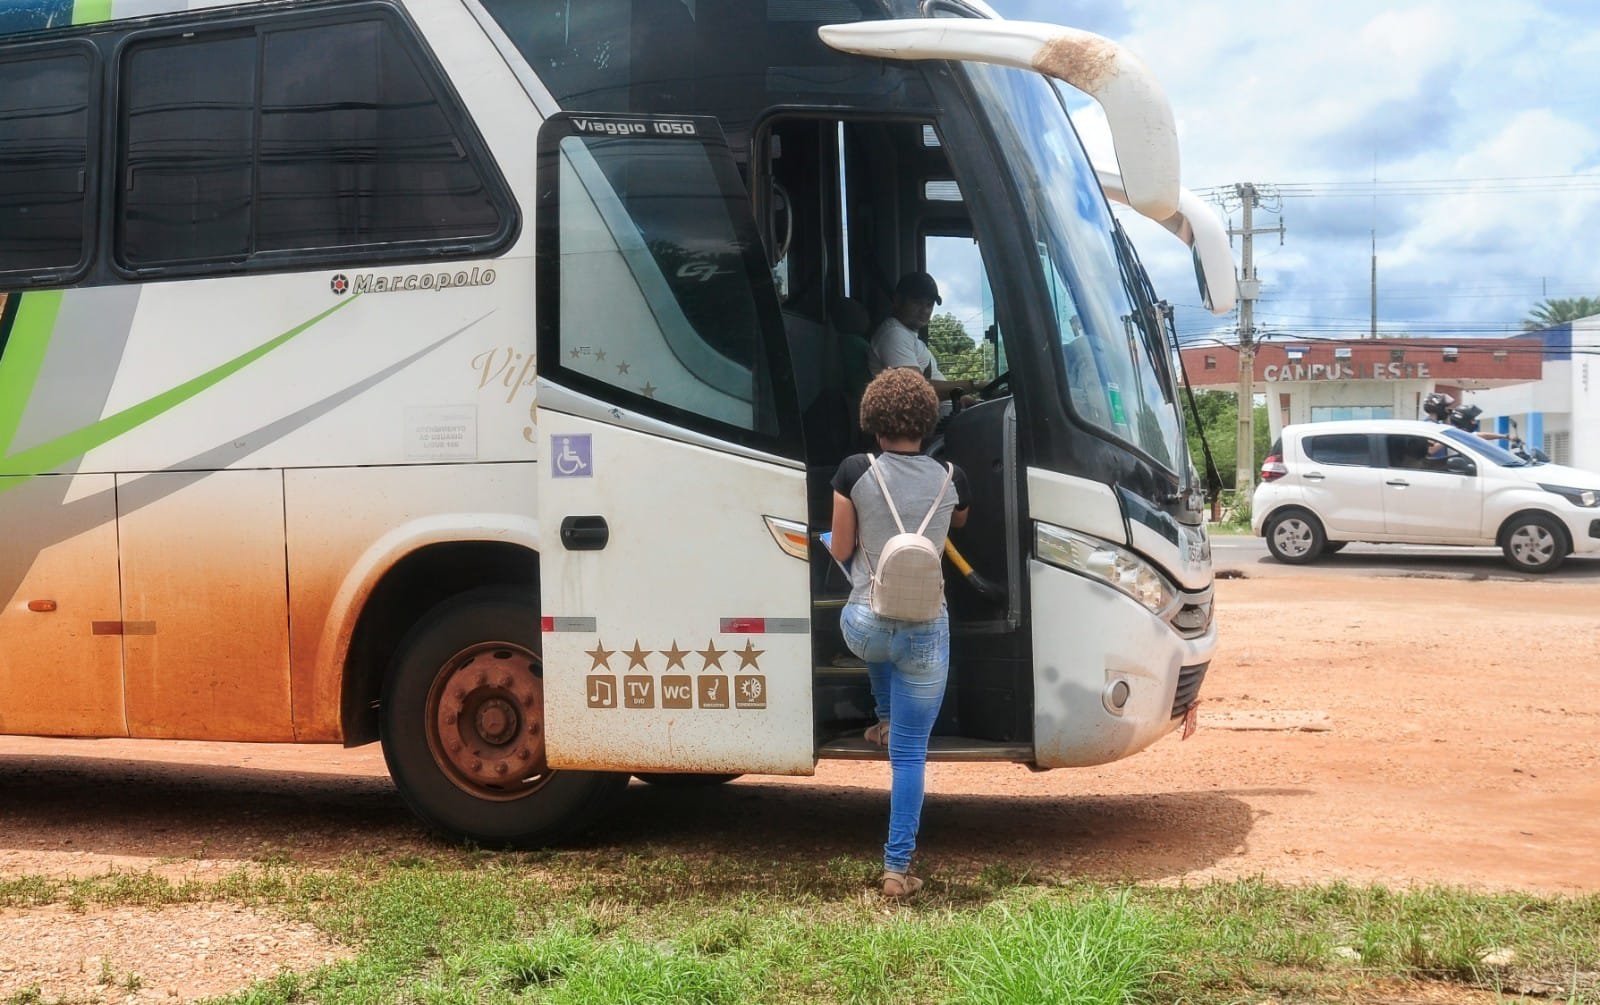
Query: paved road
1210 532 1600 582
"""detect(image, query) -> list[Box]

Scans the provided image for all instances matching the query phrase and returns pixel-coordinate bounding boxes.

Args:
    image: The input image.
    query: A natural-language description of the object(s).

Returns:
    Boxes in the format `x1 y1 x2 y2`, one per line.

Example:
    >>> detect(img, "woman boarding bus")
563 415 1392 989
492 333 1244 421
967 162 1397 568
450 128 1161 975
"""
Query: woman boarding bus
0 0 1231 846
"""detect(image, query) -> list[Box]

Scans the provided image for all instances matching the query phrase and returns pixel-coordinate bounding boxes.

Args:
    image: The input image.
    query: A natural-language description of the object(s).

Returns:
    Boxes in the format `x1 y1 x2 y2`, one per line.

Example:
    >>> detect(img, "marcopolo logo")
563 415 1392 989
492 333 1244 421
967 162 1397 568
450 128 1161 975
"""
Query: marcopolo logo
329 267 497 296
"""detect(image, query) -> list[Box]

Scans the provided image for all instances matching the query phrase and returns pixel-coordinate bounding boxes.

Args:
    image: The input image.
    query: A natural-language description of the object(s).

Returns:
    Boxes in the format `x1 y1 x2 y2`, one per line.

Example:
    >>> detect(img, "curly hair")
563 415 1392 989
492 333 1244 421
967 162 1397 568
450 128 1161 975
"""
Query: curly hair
859 367 939 442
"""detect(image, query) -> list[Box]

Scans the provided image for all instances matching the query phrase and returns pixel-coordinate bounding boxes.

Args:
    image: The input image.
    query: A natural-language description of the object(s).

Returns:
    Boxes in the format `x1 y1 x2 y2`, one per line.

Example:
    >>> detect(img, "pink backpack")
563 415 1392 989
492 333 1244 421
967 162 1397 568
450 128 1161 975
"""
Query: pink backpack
864 455 953 622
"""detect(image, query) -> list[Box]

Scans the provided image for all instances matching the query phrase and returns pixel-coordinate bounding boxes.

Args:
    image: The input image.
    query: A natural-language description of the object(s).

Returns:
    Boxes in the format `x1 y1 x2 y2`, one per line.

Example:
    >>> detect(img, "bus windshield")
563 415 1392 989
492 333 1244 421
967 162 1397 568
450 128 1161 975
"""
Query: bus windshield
961 61 1183 474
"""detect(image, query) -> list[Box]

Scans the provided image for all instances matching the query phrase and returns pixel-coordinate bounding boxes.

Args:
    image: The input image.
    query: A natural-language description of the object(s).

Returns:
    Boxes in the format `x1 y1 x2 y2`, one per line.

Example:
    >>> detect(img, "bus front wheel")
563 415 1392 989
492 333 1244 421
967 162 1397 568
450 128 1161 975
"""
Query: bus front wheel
380 588 626 848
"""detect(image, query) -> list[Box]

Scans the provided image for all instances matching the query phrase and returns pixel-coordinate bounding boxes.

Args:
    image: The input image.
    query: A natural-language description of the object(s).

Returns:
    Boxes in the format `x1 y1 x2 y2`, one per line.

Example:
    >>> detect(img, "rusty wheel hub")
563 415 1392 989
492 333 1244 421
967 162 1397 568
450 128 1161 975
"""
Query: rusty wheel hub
424 642 550 800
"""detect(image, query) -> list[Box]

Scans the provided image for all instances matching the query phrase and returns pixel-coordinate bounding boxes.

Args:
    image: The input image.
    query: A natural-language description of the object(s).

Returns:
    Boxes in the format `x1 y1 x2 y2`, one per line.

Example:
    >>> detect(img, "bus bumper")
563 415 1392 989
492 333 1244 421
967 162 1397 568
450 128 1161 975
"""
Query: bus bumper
1028 559 1218 768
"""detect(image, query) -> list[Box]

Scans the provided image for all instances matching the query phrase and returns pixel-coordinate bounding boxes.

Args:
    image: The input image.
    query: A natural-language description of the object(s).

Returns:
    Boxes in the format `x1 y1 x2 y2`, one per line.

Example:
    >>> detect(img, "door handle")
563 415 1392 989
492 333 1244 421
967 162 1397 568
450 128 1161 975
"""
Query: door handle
1302 472 1326 481
1385 478 1410 487
560 515 610 550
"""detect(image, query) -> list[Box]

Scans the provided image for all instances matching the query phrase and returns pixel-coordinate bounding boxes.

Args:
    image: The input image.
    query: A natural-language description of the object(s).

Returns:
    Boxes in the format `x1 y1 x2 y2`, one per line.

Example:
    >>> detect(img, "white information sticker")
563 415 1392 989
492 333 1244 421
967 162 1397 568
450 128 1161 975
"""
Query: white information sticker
405 405 478 461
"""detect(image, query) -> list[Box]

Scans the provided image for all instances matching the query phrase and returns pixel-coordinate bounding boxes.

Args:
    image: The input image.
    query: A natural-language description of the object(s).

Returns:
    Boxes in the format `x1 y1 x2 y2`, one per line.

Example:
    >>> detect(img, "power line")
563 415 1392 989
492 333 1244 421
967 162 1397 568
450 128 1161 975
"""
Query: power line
1194 172 1600 200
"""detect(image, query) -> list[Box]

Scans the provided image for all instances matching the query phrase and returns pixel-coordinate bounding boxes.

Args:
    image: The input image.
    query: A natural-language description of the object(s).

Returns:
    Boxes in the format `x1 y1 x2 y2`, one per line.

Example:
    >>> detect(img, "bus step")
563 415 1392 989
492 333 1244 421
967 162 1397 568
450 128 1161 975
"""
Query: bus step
815 654 867 676
817 735 1034 762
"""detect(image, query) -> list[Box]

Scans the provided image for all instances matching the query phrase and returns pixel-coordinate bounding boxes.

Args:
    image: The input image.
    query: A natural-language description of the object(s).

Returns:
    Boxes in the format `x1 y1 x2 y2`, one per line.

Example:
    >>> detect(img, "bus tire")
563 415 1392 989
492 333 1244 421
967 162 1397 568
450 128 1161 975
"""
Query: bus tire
634 772 742 787
380 588 627 848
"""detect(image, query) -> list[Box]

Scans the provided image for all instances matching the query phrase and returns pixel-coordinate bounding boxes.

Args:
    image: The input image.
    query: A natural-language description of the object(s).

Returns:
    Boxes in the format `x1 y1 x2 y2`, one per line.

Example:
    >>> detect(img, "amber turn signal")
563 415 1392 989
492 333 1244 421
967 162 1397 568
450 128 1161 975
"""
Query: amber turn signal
27 600 57 613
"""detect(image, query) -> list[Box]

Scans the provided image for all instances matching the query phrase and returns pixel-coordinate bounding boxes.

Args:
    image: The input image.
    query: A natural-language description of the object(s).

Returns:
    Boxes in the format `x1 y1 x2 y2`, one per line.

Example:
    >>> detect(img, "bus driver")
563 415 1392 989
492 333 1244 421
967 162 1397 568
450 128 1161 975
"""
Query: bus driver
868 271 980 415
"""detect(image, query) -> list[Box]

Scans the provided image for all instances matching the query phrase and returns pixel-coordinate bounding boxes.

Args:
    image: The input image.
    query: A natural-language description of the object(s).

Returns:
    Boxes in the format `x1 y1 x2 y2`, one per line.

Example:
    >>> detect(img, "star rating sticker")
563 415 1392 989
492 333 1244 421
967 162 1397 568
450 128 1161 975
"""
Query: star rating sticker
696 640 727 670
569 347 582 360
660 640 690 671
641 382 657 399
735 639 764 669
586 641 615 670
623 639 652 670
616 361 631 375
594 349 606 361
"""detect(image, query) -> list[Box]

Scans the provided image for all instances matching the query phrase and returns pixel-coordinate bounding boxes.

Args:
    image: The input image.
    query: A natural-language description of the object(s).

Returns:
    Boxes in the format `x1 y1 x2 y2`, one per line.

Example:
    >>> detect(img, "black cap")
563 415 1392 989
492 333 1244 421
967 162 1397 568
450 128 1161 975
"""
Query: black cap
894 271 942 305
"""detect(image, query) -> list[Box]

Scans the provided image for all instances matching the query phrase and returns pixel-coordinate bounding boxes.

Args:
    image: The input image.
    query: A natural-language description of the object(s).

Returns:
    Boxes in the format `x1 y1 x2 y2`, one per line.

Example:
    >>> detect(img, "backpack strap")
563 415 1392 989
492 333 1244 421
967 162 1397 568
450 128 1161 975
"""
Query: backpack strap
866 454 907 534
914 463 955 536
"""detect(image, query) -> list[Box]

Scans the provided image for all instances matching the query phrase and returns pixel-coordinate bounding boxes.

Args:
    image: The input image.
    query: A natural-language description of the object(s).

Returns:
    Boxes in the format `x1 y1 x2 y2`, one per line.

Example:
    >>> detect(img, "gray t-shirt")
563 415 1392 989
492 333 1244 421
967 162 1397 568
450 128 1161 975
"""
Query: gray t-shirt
831 451 971 609
868 317 953 418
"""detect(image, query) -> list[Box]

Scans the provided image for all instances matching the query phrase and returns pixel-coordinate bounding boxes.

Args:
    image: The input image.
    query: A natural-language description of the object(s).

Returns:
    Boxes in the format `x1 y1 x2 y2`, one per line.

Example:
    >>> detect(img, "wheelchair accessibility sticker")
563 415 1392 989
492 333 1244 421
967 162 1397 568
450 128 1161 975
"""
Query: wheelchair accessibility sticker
552 434 592 478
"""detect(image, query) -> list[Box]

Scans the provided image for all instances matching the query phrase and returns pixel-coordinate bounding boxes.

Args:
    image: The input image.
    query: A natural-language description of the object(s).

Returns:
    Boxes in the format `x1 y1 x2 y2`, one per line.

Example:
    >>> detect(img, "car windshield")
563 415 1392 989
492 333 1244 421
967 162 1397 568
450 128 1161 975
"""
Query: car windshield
1441 427 1528 467
959 61 1182 474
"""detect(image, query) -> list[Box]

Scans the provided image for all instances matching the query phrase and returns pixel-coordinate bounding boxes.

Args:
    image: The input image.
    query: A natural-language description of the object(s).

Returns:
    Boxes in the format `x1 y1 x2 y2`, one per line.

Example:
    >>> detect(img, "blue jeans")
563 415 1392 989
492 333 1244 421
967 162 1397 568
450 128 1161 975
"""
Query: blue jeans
839 603 950 873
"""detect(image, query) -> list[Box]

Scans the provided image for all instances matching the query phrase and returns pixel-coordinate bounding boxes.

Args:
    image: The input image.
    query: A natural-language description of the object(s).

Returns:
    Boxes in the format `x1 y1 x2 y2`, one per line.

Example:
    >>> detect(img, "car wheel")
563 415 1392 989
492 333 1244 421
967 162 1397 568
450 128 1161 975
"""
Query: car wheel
1501 513 1568 573
1264 510 1325 564
380 588 628 848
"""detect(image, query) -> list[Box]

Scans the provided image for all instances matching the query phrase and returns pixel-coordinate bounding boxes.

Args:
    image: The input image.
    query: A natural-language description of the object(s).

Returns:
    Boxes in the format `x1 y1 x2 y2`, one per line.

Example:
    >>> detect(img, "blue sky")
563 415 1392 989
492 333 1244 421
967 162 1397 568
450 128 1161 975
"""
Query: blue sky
974 0 1600 350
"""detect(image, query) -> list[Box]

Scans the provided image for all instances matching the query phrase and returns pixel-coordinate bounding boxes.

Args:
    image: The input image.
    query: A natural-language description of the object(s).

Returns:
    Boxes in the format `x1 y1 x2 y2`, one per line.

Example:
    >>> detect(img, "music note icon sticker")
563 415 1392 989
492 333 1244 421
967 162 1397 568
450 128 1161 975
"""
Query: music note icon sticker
587 675 617 709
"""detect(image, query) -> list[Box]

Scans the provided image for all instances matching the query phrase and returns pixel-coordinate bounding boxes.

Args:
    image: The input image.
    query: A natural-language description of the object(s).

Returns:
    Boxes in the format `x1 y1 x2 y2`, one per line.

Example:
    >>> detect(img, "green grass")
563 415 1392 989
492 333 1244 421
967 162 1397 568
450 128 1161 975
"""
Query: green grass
6 856 1598 1004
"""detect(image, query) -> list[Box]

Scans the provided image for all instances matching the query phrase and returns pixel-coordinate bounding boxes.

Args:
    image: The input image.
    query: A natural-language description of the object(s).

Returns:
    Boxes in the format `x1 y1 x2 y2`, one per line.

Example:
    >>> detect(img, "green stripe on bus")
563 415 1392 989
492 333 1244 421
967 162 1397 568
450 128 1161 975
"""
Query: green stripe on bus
0 291 63 460
0 295 360 490
72 0 114 25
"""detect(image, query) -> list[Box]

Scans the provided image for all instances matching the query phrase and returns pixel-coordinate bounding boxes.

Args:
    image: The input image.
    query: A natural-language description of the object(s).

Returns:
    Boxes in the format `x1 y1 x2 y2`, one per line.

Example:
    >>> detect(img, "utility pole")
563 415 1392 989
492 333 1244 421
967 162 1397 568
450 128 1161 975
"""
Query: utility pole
1370 229 1377 339
1225 183 1284 496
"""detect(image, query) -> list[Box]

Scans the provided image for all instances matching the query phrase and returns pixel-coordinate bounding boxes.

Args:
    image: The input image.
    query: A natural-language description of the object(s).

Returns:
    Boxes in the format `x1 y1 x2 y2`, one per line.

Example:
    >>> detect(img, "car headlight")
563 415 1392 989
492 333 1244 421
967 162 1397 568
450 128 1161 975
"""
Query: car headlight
1541 484 1600 508
1034 522 1178 617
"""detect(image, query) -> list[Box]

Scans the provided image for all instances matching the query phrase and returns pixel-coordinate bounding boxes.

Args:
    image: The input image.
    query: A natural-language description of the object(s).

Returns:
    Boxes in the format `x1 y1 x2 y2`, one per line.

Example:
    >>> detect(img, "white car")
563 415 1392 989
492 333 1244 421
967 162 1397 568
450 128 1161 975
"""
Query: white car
1251 419 1600 573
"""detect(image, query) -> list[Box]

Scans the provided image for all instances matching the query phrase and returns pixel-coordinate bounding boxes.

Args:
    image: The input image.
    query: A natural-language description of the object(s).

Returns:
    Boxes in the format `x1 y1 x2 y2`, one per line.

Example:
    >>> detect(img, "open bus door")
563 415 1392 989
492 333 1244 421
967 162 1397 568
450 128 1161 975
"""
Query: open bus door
533 114 814 776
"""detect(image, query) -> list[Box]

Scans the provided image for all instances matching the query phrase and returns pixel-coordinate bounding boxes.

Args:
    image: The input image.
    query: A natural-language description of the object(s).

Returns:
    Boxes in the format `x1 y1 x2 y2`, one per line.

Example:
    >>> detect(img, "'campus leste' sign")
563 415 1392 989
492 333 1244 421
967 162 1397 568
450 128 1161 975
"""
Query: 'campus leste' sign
1263 362 1432 381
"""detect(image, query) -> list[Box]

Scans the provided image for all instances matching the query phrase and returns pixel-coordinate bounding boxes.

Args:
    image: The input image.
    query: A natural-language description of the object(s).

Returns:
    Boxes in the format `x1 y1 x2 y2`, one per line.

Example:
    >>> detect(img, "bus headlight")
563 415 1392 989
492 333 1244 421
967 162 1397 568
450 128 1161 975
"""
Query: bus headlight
1034 522 1178 617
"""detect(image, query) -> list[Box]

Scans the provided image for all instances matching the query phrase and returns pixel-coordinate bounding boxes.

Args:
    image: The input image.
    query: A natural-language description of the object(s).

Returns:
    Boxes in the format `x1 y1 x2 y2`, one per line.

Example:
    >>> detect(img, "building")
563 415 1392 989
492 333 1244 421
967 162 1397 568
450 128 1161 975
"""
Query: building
1179 337 1543 445
1465 315 1599 473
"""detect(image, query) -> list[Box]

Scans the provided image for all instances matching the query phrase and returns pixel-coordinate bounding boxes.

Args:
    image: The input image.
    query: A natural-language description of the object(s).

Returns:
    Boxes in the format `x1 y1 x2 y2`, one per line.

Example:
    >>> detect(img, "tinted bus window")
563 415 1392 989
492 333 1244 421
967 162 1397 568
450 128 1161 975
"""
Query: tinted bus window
478 0 878 114
257 20 503 251
118 14 507 270
0 48 93 278
120 35 257 265
555 131 774 432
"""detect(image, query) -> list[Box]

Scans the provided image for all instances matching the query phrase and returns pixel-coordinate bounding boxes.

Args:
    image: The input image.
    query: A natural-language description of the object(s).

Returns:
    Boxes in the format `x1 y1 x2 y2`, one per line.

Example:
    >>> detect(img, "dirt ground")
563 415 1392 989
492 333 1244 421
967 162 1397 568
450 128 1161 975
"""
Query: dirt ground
2 572 1598 1001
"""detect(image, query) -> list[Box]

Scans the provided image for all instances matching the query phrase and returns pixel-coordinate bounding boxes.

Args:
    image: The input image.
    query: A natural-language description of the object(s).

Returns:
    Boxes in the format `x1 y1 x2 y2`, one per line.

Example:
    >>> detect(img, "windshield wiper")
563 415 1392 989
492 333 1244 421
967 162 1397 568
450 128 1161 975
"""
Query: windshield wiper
1111 220 1176 404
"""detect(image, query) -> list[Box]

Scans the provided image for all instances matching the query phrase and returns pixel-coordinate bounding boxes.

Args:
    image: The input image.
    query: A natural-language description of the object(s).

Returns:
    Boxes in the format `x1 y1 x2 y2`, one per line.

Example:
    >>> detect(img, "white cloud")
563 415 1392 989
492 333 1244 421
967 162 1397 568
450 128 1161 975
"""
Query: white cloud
990 0 1600 335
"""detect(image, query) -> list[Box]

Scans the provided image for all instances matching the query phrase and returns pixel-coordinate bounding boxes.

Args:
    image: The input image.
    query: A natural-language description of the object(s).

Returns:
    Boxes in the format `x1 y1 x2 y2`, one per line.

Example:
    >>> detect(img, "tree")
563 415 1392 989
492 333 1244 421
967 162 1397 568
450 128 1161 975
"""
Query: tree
1522 296 1600 331
1181 389 1271 493
926 312 995 382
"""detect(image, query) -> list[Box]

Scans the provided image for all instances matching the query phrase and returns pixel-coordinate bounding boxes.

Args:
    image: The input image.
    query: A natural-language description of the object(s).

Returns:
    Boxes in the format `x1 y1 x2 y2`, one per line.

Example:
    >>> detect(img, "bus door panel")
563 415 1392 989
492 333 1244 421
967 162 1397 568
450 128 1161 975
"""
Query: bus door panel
117 470 295 740
535 113 812 774
0 475 126 737
538 406 811 773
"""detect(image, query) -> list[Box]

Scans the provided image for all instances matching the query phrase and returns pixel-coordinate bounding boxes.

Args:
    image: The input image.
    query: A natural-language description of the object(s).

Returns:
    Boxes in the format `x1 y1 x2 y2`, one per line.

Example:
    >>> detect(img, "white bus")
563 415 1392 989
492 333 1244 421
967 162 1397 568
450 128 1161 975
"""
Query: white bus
0 0 1233 846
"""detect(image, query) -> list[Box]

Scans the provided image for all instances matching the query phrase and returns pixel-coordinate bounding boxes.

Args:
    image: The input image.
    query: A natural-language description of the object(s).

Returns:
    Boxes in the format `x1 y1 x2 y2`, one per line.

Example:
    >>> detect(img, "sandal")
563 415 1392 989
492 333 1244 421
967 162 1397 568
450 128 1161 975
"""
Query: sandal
863 721 890 747
880 870 924 900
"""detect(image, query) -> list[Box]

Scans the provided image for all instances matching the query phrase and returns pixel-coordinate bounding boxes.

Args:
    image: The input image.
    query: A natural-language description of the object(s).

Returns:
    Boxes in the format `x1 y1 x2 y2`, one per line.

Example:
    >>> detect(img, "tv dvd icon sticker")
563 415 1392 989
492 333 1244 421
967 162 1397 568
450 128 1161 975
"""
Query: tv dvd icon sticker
735 675 766 710
661 676 693 709
697 676 729 709
586 675 616 709
624 676 655 709
552 434 592 478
